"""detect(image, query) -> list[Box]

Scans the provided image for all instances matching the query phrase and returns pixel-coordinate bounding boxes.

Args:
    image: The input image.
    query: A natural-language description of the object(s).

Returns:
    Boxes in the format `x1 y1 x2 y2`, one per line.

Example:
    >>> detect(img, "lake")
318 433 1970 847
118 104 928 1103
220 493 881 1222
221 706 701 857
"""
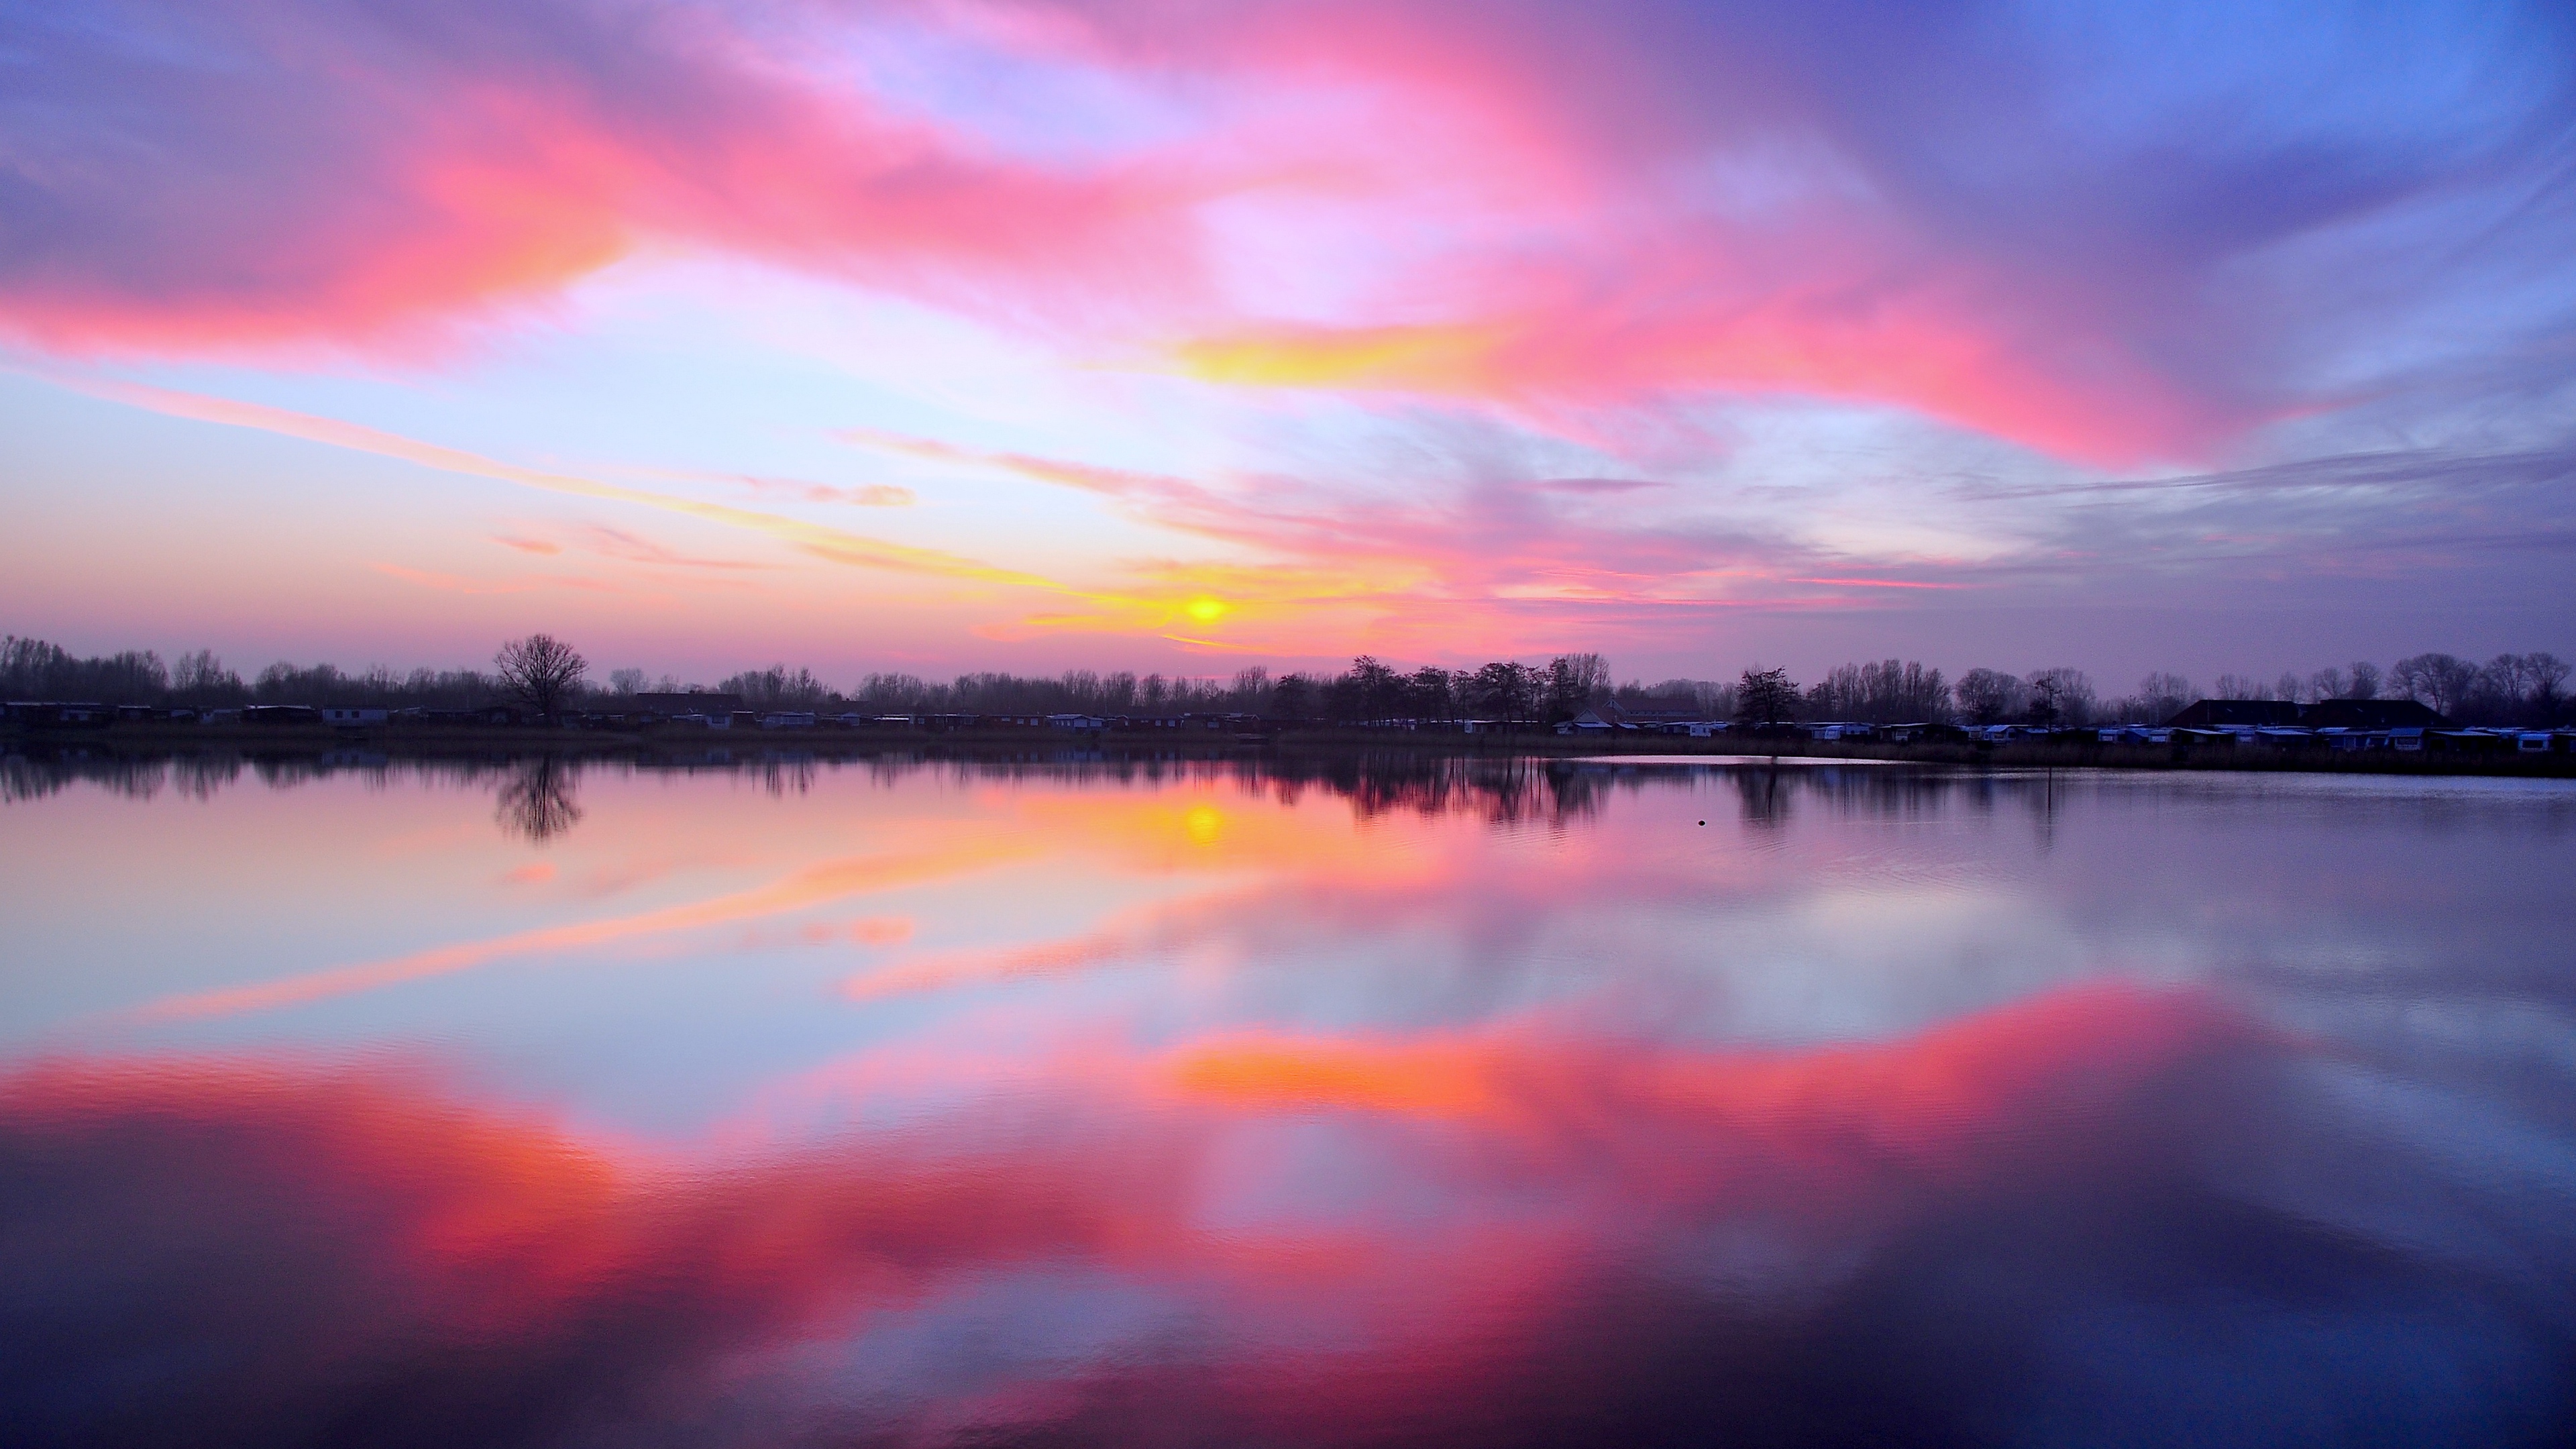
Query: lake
5 752 2575 1446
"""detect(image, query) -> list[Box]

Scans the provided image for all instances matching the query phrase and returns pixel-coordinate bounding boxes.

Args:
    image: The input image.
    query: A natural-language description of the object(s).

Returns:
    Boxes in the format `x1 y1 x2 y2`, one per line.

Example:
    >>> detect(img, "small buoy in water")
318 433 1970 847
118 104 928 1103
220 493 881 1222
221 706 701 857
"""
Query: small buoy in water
1697 820 1705 825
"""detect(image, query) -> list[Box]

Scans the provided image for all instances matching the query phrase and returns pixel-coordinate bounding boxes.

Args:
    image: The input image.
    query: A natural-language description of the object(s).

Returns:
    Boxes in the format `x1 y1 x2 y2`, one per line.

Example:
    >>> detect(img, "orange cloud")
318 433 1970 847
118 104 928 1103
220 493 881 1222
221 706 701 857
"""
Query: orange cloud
1165 981 2256 1170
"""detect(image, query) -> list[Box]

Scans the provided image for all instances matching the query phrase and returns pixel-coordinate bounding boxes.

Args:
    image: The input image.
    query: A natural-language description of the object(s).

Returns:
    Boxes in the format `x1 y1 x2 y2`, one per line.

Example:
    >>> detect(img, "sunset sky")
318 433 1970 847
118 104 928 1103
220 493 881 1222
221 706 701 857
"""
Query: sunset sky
4 0 2572 686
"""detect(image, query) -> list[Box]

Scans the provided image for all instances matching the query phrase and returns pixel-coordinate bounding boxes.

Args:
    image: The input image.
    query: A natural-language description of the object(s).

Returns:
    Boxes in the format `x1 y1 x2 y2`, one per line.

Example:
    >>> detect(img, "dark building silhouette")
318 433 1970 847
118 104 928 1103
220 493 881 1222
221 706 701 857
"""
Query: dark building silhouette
630 692 743 717
2299 698 2449 729
2164 699 2302 728
2163 698 2453 729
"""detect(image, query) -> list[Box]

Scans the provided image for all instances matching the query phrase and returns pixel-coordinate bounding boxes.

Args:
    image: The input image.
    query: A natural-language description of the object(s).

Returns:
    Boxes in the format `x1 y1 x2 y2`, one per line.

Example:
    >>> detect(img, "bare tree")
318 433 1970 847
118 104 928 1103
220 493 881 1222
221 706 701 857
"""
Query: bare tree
2137 672 2194 722
170 649 246 703
2345 661 2381 699
1465 661 1538 724
1230 666 1270 710
1734 667 1800 729
2213 672 2265 700
1544 653 1611 722
1955 669 2025 725
493 634 588 722
2026 667 2096 727
2391 652 2479 717
2530 652 2571 724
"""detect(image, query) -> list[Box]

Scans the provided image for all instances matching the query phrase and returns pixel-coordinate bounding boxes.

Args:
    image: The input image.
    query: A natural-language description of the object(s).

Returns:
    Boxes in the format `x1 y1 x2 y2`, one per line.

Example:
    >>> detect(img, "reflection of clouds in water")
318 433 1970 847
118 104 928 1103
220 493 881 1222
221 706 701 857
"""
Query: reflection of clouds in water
845 854 2089 1049
7 982 2573 1446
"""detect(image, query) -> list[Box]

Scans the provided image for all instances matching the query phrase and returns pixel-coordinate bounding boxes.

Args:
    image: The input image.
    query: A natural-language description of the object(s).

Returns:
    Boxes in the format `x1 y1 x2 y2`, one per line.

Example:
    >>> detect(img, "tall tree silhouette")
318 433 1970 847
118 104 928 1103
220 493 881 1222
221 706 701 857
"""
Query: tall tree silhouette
1734 667 1799 729
493 635 588 722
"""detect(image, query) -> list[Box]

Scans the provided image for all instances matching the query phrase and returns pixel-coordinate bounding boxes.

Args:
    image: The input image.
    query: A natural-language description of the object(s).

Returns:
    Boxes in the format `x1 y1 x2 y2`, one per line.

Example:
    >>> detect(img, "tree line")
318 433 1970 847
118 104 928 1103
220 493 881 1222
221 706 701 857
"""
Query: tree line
5 633 2568 729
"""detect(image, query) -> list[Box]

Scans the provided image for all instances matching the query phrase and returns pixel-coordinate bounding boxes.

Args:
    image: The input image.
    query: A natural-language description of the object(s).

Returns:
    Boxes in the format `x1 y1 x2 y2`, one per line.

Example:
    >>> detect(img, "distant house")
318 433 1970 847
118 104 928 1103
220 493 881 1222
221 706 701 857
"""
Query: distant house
244 704 323 727
321 707 388 727
631 692 744 719
2164 697 2450 731
2164 699 2302 729
758 711 818 730
3 701 111 727
1048 713 1107 731
1560 704 1703 736
2298 698 2449 730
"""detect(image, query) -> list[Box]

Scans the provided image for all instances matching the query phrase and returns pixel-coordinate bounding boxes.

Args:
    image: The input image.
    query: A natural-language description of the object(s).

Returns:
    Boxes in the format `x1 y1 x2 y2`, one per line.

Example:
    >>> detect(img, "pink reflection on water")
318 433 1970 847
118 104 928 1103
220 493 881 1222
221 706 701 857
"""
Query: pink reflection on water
3 979 2272 1444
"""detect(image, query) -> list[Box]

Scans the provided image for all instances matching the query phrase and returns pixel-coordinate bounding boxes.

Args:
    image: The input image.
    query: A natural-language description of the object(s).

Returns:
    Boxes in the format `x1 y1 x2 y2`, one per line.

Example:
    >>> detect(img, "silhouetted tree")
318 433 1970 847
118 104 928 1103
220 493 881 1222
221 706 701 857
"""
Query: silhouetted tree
1543 653 1610 722
1955 669 2025 726
2025 667 2095 727
1804 659 1951 722
2531 652 2571 724
2212 672 2265 700
1326 655 1403 721
2135 672 2194 722
1269 674 1312 720
720 664 829 708
494 634 588 722
170 649 246 704
1734 667 1799 729
1405 665 1456 718
1464 661 1538 724
0 637 167 703
2391 652 2479 716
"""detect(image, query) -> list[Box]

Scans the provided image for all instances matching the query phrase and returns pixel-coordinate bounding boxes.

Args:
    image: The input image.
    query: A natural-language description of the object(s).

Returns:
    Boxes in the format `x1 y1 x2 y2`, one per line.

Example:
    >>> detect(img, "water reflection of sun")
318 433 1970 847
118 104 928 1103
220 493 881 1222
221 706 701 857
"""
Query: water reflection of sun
1184 805 1224 845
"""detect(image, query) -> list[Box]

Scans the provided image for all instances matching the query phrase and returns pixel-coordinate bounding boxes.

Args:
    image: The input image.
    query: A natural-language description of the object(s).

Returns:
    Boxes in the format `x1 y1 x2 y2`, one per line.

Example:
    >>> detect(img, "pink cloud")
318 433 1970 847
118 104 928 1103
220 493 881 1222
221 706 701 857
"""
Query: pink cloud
5 0 2473 468
0 0 1210 358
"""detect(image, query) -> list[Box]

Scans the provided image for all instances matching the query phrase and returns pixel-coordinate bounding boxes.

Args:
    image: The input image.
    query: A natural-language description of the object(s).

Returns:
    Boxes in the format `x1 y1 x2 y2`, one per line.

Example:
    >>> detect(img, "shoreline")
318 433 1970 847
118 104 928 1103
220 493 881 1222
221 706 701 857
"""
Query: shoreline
7 722 2573 780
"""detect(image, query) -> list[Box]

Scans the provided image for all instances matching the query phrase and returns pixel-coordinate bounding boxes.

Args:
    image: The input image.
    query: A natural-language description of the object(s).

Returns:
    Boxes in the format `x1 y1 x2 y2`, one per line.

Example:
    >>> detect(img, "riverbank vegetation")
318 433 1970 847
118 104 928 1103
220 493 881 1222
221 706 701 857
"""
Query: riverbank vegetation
5 633 2569 731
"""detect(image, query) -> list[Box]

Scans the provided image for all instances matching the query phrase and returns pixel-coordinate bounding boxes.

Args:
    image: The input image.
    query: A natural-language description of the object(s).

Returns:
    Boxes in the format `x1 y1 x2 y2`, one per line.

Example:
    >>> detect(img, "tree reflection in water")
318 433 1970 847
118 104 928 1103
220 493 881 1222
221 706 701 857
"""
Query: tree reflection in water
494 755 582 844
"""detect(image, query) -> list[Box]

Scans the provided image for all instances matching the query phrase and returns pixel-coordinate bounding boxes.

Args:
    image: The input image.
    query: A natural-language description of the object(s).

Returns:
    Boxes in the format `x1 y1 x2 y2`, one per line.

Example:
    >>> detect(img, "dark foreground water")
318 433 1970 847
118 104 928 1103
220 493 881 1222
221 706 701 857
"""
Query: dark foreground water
4 753 2575 1447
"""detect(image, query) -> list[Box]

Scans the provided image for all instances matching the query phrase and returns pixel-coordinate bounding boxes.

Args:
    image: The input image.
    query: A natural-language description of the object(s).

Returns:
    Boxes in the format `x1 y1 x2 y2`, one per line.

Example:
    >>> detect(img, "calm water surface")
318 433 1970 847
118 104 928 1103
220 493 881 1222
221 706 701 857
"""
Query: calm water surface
4 754 2575 1446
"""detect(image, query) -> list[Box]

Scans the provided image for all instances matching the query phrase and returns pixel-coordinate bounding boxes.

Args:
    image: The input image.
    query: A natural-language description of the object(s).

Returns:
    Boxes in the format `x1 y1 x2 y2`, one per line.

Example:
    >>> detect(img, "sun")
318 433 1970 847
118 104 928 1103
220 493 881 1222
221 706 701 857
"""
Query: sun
1181 596 1229 625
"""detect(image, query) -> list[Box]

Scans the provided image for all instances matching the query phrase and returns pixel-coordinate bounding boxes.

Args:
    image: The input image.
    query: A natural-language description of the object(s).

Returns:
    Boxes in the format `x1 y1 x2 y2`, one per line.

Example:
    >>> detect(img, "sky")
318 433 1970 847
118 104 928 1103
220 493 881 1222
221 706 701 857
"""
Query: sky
3 0 2573 690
